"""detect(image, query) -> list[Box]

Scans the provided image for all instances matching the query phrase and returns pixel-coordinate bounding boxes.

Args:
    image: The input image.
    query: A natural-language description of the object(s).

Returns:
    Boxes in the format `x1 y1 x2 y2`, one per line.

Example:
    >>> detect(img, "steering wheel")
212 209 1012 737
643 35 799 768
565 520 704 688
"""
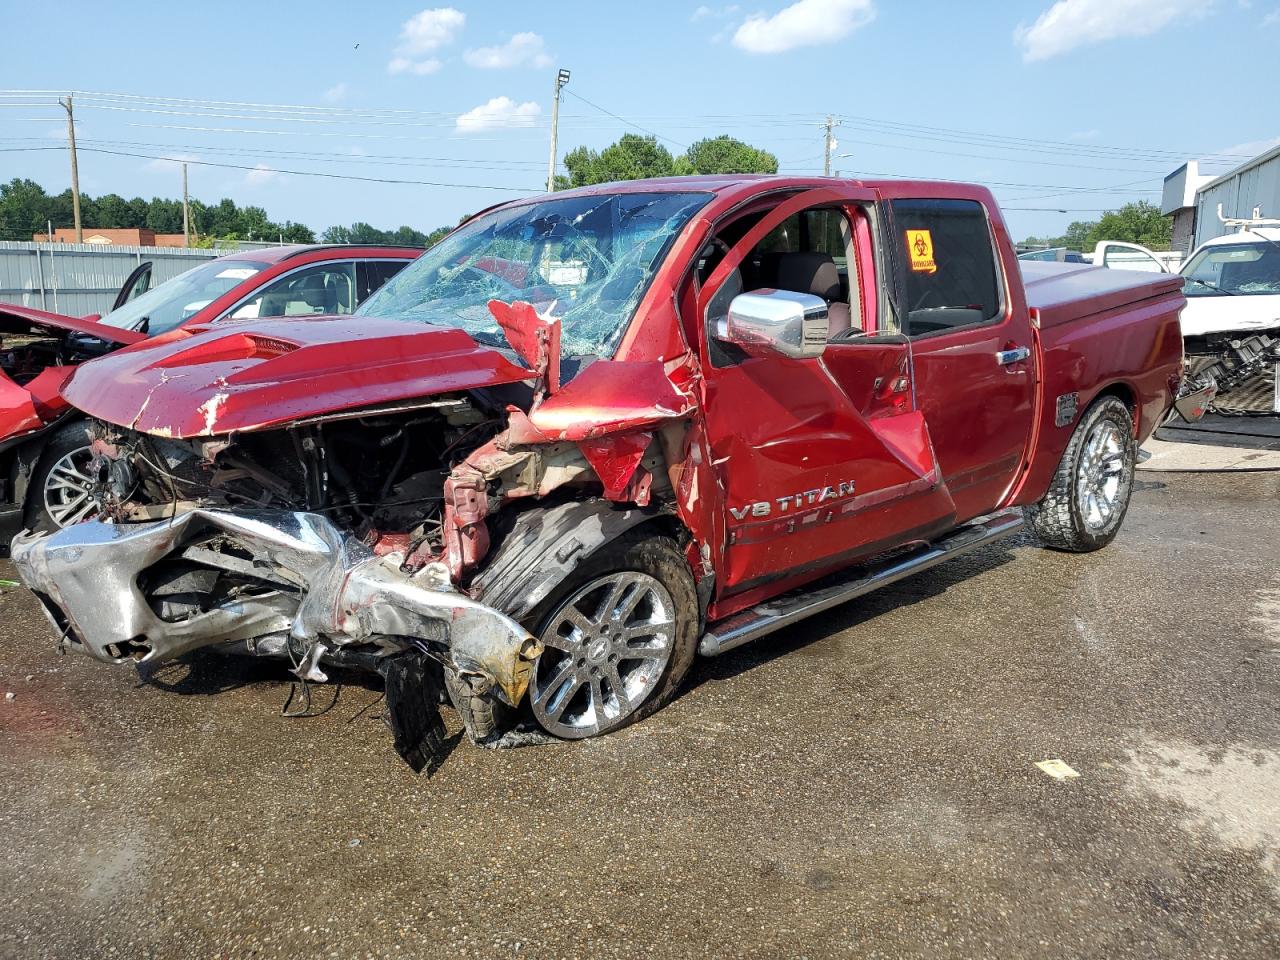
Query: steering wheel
698 237 733 287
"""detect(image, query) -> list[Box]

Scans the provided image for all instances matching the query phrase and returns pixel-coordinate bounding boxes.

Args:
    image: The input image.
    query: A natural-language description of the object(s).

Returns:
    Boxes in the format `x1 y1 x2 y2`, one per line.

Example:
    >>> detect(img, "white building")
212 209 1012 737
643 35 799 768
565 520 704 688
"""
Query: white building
1163 144 1280 254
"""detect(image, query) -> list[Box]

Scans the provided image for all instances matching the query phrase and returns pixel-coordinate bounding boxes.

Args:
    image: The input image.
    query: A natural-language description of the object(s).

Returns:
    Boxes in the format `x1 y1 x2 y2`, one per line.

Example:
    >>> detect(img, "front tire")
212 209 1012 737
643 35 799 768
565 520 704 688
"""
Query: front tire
1028 395 1136 552
23 422 98 534
525 532 698 740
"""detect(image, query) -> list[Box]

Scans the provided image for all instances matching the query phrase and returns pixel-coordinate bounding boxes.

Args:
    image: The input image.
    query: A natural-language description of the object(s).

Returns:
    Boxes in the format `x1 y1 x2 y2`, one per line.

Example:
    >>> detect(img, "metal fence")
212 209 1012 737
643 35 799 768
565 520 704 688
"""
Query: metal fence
0 241 274 317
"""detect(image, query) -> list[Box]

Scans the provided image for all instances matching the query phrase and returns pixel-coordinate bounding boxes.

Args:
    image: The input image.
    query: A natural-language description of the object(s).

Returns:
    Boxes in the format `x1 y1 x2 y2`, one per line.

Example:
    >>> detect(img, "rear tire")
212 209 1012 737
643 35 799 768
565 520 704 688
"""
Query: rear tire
22 422 97 535
1028 395 1136 553
524 532 698 740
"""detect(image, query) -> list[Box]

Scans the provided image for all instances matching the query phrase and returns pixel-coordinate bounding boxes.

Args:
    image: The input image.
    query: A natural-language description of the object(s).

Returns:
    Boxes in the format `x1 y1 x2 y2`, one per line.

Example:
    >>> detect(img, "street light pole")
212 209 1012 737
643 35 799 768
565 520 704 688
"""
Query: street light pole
546 68 571 193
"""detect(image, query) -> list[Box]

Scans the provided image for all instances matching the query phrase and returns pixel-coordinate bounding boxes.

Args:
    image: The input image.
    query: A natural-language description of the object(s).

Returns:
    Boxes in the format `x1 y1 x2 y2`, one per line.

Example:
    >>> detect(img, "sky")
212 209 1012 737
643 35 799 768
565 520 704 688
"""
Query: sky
2 0 1279 242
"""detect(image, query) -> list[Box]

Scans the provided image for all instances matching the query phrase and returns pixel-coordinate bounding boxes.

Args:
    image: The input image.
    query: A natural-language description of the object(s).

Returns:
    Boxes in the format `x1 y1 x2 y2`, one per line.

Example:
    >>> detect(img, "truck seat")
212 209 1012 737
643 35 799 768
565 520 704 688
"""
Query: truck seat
775 252 853 338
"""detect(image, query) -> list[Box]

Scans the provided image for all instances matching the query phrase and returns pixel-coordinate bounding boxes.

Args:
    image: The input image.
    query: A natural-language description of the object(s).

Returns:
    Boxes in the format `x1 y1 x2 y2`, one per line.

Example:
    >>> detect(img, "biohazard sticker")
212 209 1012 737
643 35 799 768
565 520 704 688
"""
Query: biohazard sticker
906 229 937 274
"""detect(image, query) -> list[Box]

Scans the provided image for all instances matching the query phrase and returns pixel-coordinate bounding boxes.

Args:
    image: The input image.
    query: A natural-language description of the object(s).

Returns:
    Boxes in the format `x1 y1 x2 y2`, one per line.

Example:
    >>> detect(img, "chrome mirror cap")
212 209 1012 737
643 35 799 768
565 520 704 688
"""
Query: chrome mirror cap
717 289 828 361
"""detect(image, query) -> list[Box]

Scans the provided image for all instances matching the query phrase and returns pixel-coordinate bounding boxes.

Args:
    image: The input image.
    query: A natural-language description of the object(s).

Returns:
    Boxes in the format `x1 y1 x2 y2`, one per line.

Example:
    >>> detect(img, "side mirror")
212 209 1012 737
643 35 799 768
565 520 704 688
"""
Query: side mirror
716 289 828 360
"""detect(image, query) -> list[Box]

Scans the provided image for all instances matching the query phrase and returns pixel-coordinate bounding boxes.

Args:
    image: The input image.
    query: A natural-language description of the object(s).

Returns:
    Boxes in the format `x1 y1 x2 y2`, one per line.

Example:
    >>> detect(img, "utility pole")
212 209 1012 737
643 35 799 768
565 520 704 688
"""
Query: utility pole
546 68 571 193
182 162 191 248
822 115 840 177
59 94 82 243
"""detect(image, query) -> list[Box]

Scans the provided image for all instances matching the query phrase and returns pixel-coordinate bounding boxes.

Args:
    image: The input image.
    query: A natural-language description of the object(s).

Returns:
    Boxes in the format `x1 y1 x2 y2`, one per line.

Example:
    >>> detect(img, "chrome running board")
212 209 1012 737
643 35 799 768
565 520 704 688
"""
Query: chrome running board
698 509 1025 657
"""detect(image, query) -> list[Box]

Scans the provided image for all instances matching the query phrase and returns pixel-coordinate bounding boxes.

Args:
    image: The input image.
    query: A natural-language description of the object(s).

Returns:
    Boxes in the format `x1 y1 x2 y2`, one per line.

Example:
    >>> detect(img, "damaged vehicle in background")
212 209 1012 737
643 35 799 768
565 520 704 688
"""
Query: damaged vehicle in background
14 175 1191 771
0 244 420 541
1090 207 1280 415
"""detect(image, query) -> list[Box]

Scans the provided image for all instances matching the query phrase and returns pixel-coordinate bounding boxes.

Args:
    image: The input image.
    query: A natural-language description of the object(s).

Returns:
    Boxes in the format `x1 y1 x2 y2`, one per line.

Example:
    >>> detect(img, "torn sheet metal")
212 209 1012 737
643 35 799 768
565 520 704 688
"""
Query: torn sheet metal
577 432 653 502
11 510 540 706
487 299 561 403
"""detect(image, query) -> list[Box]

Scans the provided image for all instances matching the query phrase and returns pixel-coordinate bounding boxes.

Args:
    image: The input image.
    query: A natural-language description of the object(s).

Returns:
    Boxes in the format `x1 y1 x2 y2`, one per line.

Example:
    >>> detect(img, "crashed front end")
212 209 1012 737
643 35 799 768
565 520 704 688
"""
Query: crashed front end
10 318 704 770
13 506 541 770
12 189 719 770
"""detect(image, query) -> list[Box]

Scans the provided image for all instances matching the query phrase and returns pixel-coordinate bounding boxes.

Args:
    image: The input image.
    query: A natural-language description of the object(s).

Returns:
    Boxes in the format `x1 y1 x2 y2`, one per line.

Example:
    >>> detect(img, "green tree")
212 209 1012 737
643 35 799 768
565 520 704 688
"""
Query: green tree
280 221 316 244
95 193 131 228
319 221 450 247
0 178 54 239
674 136 778 175
561 134 779 187
564 135 675 187
1085 201 1171 250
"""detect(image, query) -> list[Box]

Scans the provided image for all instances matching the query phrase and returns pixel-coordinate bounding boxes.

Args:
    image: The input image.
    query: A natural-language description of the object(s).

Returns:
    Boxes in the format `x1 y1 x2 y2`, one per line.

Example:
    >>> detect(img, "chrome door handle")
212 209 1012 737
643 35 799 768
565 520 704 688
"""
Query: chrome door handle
996 346 1031 365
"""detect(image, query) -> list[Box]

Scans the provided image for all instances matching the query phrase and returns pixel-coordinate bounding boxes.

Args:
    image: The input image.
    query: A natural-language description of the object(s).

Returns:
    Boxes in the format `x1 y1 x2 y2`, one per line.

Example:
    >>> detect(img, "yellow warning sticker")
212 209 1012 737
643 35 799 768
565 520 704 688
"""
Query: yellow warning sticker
906 229 937 274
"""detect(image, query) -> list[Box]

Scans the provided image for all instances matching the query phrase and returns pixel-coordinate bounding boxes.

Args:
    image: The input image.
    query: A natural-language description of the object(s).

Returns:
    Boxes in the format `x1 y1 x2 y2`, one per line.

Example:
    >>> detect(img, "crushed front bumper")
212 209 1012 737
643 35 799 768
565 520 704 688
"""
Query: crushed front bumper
11 509 542 707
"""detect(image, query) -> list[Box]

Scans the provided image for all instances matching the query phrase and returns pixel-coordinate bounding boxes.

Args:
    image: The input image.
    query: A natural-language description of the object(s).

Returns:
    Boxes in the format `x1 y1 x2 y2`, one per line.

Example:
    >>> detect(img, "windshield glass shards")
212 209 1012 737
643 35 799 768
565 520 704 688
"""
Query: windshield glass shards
356 191 712 358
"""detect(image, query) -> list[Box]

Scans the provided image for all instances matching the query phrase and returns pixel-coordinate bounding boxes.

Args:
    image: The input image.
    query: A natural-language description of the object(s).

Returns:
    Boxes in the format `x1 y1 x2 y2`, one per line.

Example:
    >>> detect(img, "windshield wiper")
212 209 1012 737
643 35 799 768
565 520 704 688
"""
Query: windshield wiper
1183 277 1238 296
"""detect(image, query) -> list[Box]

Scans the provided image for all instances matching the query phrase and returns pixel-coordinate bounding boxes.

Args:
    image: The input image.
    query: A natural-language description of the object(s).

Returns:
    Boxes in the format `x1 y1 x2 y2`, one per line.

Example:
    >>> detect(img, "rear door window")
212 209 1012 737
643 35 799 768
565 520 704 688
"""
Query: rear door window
358 260 412 304
890 198 1002 338
230 262 357 320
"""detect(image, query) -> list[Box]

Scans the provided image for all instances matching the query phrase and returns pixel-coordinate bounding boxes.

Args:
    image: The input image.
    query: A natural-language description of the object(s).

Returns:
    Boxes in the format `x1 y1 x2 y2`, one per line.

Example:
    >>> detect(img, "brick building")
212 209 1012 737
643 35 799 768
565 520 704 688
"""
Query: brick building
32 227 188 247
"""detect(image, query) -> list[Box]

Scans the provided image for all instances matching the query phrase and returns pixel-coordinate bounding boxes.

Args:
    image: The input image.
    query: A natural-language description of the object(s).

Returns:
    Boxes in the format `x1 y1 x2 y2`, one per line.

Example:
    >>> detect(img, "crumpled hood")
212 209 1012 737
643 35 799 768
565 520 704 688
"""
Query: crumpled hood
0 302 146 345
61 314 534 438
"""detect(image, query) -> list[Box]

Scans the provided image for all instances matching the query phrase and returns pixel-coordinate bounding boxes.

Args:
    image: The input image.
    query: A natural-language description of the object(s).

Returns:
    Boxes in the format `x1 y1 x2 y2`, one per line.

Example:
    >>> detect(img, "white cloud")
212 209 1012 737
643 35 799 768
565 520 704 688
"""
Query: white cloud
389 7 464 75
732 0 875 54
1264 7 1280 25
1069 128 1099 141
464 32 552 69
244 164 280 186
1015 0 1204 62
323 82 349 103
455 96 541 133
388 56 442 75
692 4 739 21
1210 135 1280 160
144 152 198 173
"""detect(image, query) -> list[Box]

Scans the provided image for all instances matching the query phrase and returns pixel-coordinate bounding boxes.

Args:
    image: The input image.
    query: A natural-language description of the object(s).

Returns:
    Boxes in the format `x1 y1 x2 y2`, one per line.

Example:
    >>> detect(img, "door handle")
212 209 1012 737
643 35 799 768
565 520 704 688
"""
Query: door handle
996 345 1031 366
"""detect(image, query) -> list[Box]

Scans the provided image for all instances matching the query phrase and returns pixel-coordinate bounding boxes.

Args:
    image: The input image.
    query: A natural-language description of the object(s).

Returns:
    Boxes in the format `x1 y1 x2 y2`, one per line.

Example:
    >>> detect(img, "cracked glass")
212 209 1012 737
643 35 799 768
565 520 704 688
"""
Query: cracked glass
357 191 712 359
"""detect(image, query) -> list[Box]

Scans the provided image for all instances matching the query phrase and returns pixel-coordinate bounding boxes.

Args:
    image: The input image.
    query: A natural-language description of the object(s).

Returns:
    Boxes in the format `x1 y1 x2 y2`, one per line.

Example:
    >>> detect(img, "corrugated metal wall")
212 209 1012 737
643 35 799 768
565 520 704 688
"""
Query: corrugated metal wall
1194 150 1280 246
0 242 259 317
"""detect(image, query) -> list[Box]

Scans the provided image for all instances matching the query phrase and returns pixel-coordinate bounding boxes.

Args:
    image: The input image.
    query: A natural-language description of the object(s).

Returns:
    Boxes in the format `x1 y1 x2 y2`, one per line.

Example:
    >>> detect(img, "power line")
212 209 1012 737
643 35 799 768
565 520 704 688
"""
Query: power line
0 145 538 191
560 90 686 149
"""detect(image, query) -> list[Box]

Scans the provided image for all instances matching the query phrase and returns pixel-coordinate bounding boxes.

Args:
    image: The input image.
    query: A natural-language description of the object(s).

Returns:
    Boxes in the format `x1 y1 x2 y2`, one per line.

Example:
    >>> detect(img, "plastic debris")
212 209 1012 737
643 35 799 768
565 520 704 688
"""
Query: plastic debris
1036 759 1080 780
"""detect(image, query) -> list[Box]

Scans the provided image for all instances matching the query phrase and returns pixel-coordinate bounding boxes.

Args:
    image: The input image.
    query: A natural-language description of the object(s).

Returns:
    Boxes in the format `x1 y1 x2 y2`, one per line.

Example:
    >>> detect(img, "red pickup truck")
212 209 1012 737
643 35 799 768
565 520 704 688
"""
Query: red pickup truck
13 176 1186 769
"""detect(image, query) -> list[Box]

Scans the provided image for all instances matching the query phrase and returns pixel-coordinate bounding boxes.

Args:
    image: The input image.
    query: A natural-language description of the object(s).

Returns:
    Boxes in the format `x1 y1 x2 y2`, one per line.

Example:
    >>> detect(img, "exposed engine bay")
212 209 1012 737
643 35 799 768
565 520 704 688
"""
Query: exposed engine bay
1175 330 1280 419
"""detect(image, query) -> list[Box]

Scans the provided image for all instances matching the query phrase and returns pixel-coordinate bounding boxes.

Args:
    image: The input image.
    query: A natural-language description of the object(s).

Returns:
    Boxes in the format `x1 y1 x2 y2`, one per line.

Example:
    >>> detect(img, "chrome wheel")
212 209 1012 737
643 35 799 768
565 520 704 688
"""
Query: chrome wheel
1075 420 1129 533
530 571 675 739
43 445 98 528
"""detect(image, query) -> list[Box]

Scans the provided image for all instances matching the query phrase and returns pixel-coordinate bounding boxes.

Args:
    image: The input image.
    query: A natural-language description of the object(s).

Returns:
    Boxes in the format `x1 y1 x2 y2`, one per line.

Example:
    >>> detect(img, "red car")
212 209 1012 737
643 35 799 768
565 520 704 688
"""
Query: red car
14 176 1189 768
0 244 420 537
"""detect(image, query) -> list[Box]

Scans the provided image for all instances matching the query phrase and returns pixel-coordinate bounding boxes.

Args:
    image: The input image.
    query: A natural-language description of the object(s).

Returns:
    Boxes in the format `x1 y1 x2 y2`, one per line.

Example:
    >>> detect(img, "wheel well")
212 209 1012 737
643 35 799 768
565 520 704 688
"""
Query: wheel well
1092 382 1139 434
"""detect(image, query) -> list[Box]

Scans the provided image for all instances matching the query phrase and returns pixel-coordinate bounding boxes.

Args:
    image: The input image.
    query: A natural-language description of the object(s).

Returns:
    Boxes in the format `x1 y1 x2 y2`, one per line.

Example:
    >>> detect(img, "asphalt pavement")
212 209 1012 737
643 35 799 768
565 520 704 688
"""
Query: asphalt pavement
1 471 1277 959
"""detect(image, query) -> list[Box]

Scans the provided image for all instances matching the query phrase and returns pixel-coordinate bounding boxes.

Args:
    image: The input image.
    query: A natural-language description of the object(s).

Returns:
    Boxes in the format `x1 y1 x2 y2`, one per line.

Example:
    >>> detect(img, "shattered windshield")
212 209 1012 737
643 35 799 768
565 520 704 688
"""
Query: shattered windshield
356 191 711 357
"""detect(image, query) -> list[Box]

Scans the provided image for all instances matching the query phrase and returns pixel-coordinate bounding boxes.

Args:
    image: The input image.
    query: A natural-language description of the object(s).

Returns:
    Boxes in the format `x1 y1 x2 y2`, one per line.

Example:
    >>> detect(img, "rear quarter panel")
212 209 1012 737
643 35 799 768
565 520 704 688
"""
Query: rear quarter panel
1012 273 1184 506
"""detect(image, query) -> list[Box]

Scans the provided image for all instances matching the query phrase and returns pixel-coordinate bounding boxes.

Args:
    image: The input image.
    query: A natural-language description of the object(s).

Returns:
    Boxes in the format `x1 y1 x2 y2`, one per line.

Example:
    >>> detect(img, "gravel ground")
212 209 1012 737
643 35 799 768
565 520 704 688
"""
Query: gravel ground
0 471 1277 960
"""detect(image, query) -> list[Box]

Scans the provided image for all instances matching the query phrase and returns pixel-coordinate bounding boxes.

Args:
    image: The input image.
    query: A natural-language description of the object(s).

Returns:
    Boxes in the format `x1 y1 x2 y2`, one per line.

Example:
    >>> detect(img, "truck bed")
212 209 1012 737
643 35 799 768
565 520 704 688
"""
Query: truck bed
1019 261 1184 328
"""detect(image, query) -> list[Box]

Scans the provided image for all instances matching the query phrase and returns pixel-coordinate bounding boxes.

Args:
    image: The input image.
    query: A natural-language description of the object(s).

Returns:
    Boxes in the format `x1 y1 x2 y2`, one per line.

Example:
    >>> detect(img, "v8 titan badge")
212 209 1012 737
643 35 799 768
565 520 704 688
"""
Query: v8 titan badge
906 229 937 274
